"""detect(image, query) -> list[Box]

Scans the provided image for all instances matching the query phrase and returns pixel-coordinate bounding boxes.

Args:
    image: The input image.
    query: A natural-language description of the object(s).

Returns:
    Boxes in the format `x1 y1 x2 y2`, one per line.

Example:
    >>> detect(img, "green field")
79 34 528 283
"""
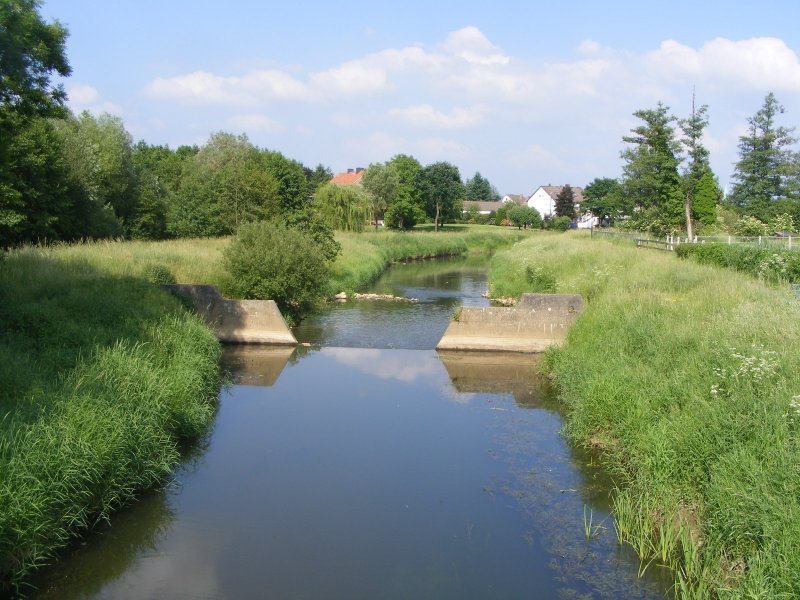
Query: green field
490 232 800 597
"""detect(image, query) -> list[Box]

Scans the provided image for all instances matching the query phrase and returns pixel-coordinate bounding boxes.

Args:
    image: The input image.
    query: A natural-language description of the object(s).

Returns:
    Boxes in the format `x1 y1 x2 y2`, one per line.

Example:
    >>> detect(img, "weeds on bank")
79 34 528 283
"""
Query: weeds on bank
490 233 800 598
0 248 221 594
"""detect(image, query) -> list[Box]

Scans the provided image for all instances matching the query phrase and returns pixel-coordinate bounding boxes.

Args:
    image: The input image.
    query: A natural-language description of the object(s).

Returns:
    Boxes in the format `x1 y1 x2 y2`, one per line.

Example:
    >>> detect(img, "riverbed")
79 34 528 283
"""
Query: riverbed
31 257 668 599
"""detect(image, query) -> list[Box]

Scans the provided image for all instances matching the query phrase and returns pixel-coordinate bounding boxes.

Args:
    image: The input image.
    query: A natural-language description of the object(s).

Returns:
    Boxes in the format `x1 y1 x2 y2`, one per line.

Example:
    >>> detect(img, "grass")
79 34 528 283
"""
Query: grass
489 231 800 597
0 246 221 595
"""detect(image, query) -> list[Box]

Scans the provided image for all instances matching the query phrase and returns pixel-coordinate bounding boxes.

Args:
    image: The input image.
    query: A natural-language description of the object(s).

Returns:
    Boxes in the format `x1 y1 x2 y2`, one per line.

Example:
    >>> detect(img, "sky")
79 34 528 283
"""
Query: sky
41 0 800 196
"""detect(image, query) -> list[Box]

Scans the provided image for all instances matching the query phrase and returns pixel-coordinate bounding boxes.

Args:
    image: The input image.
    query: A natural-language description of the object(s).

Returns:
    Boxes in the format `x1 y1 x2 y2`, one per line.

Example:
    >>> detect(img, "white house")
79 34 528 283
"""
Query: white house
527 185 584 219
501 194 527 206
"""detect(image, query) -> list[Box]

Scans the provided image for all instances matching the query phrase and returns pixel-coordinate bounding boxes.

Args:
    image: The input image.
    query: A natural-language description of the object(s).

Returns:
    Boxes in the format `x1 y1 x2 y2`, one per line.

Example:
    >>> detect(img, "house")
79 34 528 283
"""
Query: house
501 194 527 206
527 185 584 218
463 200 504 215
330 167 365 186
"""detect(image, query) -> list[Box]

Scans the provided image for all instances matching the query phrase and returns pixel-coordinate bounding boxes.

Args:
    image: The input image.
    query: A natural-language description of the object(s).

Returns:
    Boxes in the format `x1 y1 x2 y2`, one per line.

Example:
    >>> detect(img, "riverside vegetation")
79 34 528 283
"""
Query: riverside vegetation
490 232 800 597
0 225 524 595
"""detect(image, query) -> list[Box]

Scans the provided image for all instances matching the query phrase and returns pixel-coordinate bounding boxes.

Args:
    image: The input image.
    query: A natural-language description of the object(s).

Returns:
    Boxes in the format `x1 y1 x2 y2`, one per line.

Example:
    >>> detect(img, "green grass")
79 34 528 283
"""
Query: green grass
0 246 221 595
489 232 800 597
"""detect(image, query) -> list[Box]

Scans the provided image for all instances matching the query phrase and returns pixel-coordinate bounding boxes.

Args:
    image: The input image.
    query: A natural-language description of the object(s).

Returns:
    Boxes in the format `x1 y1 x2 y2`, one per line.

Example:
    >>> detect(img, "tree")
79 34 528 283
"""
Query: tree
361 162 399 229
554 185 576 218
507 205 541 229
416 162 464 231
679 95 715 238
304 163 333 194
387 154 424 215
259 150 310 213
52 111 138 233
384 198 423 230
582 177 625 221
313 183 370 231
620 103 684 234
169 132 278 237
1 0 71 246
464 171 499 200
729 92 798 220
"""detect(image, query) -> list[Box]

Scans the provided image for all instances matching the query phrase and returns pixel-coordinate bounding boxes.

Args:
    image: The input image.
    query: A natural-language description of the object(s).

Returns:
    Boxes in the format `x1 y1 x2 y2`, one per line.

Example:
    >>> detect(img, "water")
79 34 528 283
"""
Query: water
31 257 669 599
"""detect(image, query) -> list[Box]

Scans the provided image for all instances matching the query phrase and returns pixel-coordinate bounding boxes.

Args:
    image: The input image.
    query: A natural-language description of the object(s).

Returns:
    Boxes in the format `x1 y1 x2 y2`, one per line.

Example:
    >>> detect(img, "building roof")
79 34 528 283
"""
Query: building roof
330 168 365 186
463 200 504 213
503 194 527 205
532 185 585 204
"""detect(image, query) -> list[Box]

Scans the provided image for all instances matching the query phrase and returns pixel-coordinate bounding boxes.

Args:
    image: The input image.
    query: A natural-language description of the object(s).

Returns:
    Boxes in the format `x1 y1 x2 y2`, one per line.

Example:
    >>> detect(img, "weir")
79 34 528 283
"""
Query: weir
436 293 584 353
163 284 297 345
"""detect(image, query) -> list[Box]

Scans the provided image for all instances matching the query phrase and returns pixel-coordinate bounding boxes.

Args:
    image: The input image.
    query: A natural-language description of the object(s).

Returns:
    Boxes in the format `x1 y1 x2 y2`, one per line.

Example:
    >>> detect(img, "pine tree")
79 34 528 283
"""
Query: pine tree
679 93 710 238
729 93 798 220
554 185 576 217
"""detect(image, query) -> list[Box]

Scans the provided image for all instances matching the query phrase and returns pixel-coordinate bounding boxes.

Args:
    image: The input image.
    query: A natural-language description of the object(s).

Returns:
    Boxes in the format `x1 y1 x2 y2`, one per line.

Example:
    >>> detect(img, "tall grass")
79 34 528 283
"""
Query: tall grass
0 246 221 595
490 233 800 597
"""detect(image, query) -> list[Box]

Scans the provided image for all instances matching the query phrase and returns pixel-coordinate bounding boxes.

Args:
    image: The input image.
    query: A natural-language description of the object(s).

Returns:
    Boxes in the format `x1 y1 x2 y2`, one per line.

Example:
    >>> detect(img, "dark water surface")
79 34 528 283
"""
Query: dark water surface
31 258 669 599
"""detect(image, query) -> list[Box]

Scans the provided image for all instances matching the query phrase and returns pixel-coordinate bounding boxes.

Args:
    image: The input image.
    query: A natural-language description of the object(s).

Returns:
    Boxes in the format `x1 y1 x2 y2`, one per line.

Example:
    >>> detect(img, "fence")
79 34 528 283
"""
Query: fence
591 228 797 253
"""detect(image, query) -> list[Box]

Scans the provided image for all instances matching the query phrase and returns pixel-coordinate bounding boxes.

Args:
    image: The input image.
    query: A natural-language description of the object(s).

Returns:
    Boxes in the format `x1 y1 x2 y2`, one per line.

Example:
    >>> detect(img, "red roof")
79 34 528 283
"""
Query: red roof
330 170 365 185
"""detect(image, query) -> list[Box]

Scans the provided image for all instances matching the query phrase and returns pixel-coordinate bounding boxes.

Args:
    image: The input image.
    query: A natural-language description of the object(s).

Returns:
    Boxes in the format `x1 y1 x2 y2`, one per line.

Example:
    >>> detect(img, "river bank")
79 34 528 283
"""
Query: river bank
0 226 526 594
489 232 800 597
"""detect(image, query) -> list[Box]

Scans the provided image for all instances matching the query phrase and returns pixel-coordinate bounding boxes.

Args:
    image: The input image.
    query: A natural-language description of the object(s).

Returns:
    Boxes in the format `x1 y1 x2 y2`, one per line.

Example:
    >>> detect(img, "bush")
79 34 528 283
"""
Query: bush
525 265 557 292
733 215 768 237
142 263 176 285
545 216 572 231
224 221 331 317
676 243 800 283
385 199 424 230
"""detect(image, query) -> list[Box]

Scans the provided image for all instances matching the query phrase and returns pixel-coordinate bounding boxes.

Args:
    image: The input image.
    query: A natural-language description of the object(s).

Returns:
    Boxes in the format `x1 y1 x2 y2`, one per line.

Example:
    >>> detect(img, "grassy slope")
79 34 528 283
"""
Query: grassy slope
0 246 221 594
490 232 800 597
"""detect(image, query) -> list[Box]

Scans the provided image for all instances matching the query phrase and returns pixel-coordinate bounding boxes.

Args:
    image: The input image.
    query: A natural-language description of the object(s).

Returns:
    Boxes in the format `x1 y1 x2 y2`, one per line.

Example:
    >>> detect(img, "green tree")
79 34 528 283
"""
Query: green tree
729 92 798 220
508 205 541 229
693 169 720 227
313 182 371 231
169 132 278 237
304 163 333 194
0 0 71 246
582 177 624 221
385 198 423 230
464 171 499 200
362 162 399 229
417 161 464 231
52 111 138 233
620 103 684 234
679 96 717 237
260 150 310 213
387 153 424 215
554 184 576 218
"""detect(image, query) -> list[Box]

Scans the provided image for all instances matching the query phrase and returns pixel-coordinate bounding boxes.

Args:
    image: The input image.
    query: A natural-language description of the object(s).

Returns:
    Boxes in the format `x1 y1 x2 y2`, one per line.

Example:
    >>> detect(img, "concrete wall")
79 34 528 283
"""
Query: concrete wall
436 293 583 353
164 284 297 345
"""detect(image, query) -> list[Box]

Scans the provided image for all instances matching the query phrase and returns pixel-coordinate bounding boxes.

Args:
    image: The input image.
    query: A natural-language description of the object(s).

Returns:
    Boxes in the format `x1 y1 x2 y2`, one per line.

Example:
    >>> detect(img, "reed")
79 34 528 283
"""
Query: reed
490 232 800 597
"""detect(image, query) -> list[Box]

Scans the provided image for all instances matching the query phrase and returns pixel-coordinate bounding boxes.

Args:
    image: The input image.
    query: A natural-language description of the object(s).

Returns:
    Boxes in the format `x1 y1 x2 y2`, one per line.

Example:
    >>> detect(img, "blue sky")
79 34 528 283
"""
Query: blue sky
41 0 800 195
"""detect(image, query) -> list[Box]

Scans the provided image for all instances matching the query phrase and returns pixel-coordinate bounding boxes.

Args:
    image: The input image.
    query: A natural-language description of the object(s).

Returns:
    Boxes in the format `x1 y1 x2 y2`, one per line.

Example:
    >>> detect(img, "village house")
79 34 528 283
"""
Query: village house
527 185 584 219
501 194 527 206
330 167 365 186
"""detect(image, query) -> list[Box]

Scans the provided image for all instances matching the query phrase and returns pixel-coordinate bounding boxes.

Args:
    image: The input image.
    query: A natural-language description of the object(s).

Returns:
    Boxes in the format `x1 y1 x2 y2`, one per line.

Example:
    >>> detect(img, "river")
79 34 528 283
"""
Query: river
31 256 669 599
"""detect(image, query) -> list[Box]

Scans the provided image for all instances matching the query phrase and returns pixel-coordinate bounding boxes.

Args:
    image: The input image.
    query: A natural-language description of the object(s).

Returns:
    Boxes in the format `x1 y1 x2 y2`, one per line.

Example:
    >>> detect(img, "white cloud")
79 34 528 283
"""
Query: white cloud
644 37 800 91
145 69 309 106
309 60 391 96
67 83 123 115
389 104 483 129
440 26 509 66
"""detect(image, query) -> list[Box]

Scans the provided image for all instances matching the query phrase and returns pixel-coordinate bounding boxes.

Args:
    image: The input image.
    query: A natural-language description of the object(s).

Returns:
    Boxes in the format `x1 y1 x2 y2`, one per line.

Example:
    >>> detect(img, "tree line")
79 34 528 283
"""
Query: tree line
582 92 800 237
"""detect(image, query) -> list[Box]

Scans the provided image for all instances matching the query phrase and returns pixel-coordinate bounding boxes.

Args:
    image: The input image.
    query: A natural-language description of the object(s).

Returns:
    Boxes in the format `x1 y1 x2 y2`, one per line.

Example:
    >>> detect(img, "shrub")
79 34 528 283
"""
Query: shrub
546 216 572 231
142 263 176 285
733 215 767 237
385 199 423 230
224 221 330 317
525 265 557 292
676 243 800 283
767 213 796 235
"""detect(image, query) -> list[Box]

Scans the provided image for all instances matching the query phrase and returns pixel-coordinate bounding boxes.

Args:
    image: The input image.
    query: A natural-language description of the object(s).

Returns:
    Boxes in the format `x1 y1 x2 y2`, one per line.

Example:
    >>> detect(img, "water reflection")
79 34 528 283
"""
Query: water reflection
31 347 667 599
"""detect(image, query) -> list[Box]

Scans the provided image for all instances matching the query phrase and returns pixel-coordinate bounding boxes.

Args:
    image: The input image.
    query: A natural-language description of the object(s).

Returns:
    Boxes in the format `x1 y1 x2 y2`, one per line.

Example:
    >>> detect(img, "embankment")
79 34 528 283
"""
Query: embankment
0 246 221 594
489 232 800 597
